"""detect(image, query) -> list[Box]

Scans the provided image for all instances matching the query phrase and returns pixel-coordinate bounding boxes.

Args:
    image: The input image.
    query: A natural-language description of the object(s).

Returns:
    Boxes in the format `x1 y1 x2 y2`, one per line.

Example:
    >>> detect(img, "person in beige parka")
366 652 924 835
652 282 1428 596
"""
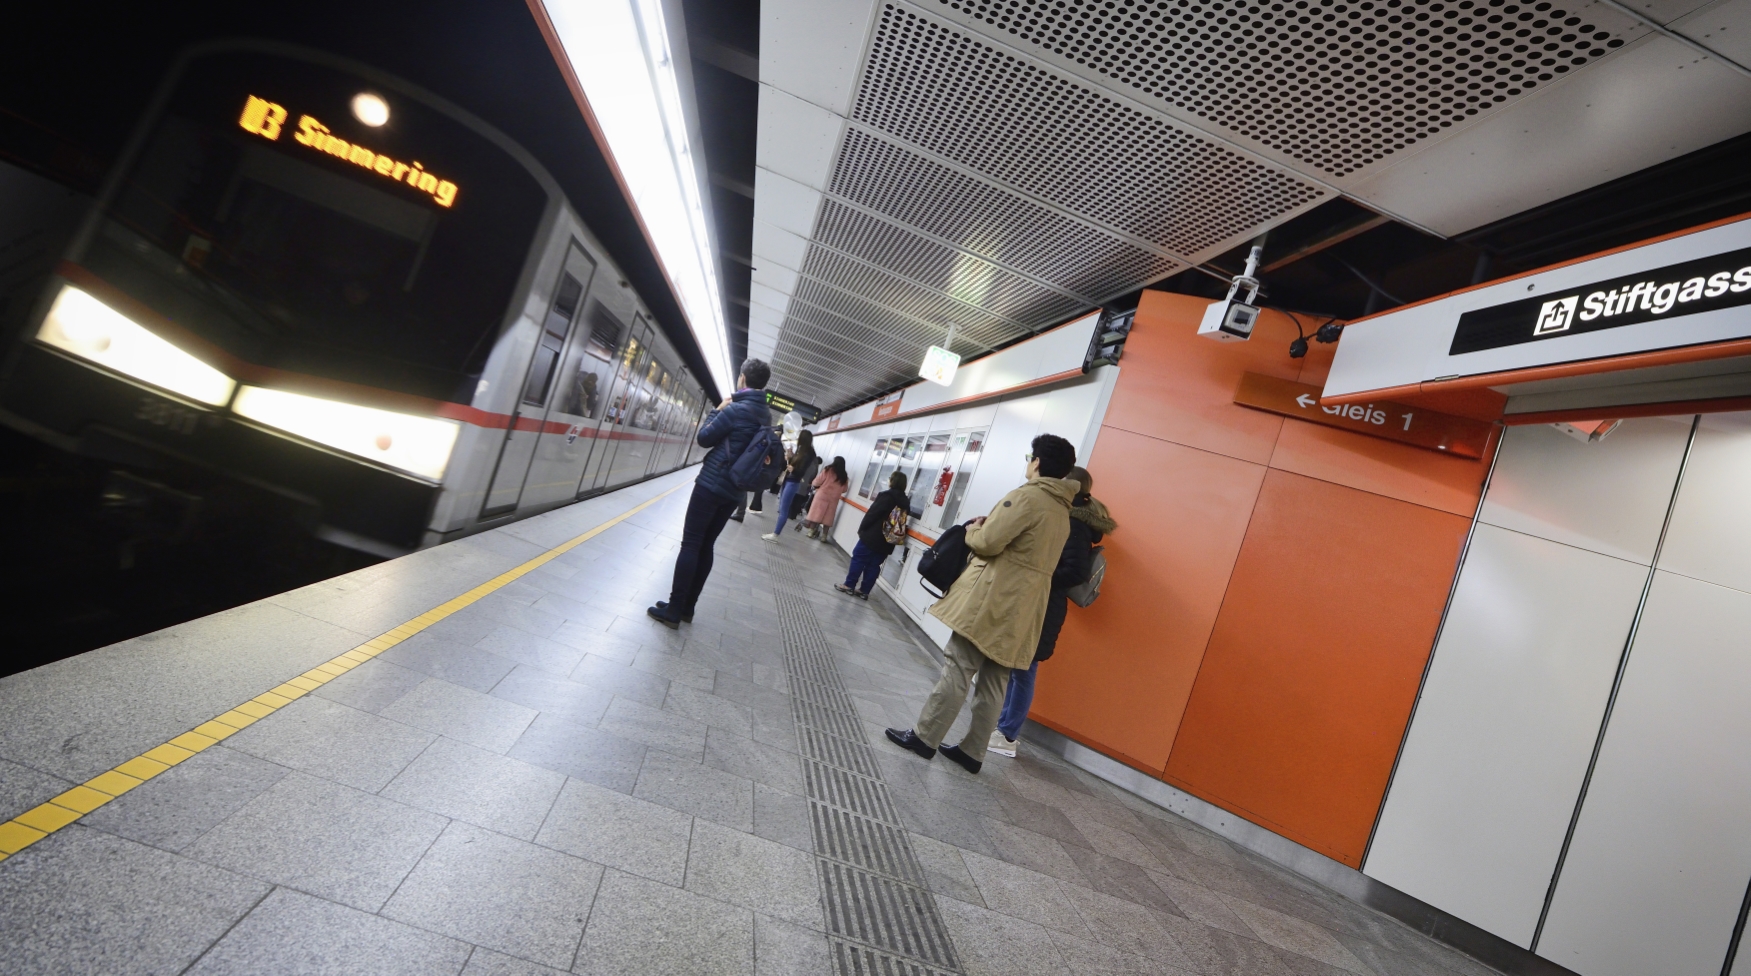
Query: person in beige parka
885 433 1079 774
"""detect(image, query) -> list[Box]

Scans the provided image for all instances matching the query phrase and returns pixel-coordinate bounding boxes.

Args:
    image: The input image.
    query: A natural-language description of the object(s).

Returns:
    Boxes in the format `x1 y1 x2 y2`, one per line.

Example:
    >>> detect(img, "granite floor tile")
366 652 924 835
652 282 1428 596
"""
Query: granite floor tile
1224 896 1374 974
383 821 602 970
993 789 1093 850
379 632 518 692
312 658 429 713
186 887 471 976
479 600 568 639
960 851 1092 938
629 646 717 690
475 625 588 677
460 948 572 975
598 696 708 761
0 826 269 976
536 777 693 886
569 655 673 707
985 820 1090 887
574 869 754 976
908 831 984 906
634 748 754 830
80 745 289 853
381 736 565 840
379 677 539 754
187 772 446 911
754 913 830 976
508 713 647 794
488 665 615 729
665 684 755 737
1058 881 1191 963
1158 911 1298 976
752 783 813 853
1048 928 1185 976
223 696 433 792
0 758 71 823
684 819 824 929
547 624 641 663
705 727 804 794
1064 844 1184 915
892 789 996 857
936 895 1070 976
1153 871 1258 937
1068 816 1168 874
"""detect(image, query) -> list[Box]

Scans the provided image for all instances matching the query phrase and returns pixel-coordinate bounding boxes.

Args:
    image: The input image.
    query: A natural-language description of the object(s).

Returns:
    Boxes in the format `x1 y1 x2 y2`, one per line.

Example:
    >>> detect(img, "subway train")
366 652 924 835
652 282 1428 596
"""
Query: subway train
0 41 710 556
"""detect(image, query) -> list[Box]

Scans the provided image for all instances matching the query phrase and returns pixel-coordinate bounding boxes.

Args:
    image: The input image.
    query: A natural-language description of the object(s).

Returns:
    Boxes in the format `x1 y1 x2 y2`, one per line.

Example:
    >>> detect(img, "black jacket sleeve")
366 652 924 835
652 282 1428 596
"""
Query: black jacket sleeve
1050 520 1095 591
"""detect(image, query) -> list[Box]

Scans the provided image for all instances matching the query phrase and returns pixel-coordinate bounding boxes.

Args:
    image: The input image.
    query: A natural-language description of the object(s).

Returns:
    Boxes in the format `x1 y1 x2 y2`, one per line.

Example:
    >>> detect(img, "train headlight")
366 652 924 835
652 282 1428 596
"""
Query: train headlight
37 285 236 406
232 386 460 481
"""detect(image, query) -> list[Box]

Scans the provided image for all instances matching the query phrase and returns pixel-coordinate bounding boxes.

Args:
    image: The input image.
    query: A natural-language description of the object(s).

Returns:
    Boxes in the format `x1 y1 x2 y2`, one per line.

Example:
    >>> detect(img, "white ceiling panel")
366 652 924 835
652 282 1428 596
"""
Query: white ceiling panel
760 0 878 115
751 219 810 274
751 260 799 297
755 85 844 192
1671 0 1751 61
1347 32 1751 233
751 167 824 240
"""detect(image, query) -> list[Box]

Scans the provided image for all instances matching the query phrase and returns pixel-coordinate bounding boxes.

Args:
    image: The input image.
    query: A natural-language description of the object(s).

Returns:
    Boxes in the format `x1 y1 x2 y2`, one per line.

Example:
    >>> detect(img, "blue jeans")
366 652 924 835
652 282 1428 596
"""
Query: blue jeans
774 479 802 533
844 540 884 594
997 660 1039 740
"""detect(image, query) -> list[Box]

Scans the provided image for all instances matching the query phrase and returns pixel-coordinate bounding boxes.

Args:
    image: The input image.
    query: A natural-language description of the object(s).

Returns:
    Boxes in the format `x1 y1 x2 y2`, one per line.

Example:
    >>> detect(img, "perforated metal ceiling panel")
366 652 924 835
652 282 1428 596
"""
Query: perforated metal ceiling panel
930 0 1647 178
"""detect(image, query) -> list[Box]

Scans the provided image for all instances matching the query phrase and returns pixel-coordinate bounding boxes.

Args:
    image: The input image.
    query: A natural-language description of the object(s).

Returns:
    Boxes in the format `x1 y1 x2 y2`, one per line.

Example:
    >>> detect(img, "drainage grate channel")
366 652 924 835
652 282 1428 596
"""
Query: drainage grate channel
769 556 964 976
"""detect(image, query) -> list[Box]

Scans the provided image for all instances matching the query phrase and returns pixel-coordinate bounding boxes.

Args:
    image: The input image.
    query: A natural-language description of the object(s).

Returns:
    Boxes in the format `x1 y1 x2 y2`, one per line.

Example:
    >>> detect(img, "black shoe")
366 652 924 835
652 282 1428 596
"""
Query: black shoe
645 605 681 629
729 515 744 523
940 743 982 775
654 601 693 623
885 728 936 760
834 583 858 596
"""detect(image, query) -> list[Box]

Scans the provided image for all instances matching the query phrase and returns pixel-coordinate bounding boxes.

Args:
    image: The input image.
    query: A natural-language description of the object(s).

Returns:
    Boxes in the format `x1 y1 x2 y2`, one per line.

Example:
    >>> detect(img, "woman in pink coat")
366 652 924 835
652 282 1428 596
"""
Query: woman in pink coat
798 456 849 540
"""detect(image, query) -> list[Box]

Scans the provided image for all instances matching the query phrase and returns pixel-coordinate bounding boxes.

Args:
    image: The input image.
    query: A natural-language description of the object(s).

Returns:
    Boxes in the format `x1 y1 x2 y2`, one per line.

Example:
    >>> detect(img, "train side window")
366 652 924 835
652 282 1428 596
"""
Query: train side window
523 271 583 406
560 301 623 419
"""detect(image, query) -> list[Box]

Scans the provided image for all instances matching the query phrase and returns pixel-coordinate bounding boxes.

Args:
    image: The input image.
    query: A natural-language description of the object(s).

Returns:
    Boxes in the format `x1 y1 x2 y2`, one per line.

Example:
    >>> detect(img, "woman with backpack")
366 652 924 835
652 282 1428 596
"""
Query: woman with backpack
988 466 1115 757
836 471 908 599
765 430 818 543
798 456 849 540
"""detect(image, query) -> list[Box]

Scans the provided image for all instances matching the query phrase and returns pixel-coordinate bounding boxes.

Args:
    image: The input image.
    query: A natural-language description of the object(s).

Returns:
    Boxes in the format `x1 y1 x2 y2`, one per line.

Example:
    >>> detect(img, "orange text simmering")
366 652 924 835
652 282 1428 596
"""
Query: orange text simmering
238 95 459 208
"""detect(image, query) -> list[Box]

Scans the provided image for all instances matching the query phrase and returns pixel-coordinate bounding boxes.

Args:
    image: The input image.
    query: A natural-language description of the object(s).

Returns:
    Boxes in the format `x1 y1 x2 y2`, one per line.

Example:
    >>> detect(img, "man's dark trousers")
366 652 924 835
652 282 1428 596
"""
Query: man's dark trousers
667 482 740 615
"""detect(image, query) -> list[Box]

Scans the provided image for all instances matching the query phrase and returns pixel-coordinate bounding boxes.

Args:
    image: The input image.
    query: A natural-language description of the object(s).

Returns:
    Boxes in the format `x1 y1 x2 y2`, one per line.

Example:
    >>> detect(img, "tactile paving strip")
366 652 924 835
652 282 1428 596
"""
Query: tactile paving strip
769 556 963 976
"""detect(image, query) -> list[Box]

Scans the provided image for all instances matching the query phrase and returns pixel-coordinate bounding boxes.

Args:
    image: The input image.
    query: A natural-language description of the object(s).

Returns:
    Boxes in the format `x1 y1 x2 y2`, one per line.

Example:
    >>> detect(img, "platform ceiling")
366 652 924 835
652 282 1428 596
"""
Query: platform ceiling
747 0 1751 412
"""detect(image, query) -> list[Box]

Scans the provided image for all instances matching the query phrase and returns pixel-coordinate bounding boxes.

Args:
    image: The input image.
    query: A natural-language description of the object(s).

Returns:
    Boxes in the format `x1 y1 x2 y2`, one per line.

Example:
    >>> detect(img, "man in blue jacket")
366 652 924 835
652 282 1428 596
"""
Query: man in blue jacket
648 359 773 628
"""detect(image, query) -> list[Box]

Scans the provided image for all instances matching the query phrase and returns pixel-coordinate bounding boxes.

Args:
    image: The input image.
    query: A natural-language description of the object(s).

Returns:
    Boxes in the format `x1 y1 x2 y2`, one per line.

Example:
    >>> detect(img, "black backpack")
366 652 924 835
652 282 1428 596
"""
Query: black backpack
917 523 972 598
729 424 785 491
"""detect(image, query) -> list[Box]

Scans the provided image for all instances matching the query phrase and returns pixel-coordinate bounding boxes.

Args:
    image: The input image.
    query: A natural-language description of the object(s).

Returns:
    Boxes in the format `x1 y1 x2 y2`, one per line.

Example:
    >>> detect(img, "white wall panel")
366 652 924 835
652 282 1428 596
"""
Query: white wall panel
1538 572 1751 976
1479 417 1691 564
1364 524 1645 947
1657 411 1751 595
961 395 1044 523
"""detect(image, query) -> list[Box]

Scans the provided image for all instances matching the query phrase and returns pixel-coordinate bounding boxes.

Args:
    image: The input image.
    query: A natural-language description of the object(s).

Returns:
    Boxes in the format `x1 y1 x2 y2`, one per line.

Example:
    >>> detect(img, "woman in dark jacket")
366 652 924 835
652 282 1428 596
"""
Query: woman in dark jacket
836 471 909 599
767 429 818 541
990 466 1116 756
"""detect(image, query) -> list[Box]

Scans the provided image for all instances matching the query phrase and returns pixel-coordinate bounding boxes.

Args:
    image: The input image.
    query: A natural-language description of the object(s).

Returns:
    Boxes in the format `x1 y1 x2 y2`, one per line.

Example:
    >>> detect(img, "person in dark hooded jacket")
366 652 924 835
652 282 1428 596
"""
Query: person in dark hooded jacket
988 466 1116 757
648 359 773 627
835 471 908 599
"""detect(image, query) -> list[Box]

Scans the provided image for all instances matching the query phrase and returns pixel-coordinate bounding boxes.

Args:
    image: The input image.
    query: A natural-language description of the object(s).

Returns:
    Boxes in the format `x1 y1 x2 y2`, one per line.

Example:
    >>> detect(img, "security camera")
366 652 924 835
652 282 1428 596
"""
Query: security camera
1198 245 1264 343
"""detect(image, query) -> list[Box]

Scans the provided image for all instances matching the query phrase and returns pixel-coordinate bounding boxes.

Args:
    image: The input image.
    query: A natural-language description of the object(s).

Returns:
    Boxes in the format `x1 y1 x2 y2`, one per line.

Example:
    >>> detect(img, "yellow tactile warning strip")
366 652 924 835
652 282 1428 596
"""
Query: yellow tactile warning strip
0 481 686 862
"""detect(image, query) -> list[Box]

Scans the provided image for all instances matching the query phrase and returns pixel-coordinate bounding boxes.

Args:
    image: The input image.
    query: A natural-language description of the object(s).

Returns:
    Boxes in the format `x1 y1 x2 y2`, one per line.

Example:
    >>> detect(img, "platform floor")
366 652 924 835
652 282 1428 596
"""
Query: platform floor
0 469 1503 976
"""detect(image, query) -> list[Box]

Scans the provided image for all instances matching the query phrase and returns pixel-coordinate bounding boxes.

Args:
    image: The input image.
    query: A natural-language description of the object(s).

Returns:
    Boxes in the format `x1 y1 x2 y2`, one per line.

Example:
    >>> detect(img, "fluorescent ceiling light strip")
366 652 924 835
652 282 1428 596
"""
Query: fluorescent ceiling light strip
543 0 734 394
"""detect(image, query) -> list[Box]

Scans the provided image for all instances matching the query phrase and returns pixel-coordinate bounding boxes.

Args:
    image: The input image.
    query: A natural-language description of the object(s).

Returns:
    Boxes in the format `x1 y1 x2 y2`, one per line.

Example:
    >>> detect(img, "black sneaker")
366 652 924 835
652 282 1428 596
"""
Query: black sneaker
834 584 858 596
654 601 693 623
885 728 936 760
940 743 982 775
645 605 681 629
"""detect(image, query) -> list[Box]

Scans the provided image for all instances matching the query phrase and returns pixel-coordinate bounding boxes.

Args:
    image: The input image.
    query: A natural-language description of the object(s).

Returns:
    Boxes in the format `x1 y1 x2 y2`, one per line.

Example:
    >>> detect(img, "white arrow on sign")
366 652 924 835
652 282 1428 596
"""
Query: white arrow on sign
1295 394 1317 408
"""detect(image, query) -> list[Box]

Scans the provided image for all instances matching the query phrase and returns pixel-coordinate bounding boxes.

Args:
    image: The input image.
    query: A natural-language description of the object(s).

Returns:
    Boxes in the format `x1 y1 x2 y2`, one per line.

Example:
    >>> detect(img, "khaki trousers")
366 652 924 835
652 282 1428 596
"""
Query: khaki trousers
915 632 1011 762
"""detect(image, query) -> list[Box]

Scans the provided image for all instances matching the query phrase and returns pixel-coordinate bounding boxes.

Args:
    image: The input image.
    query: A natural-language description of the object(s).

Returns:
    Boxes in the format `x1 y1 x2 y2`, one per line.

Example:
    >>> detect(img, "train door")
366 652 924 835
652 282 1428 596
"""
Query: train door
644 366 677 477
480 245 597 517
580 322 650 494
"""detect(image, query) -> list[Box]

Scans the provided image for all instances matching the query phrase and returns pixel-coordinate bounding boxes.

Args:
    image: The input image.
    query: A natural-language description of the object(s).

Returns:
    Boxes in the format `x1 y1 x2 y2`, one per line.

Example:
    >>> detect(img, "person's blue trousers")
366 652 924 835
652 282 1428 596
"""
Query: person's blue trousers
997 660 1040 740
774 479 803 533
844 540 884 594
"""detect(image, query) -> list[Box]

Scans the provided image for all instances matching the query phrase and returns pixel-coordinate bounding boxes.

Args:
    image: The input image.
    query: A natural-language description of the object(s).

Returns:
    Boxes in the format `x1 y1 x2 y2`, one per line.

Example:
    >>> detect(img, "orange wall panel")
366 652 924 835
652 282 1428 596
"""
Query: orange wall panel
1101 291 1298 465
1161 469 1470 866
1029 426 1265 770
1269 420 1494 518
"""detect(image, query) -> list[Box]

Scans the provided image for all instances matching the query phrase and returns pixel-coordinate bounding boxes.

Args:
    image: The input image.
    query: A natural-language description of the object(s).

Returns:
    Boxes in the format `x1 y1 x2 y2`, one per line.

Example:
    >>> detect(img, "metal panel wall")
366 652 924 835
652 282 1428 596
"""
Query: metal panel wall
1363 523 1646 946
1537 571 1751 976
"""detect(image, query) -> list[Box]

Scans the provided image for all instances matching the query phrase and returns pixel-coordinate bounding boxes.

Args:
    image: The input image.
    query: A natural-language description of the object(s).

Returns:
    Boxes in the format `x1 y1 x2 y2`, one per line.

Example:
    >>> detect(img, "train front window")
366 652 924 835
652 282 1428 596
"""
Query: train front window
88 51 548 402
